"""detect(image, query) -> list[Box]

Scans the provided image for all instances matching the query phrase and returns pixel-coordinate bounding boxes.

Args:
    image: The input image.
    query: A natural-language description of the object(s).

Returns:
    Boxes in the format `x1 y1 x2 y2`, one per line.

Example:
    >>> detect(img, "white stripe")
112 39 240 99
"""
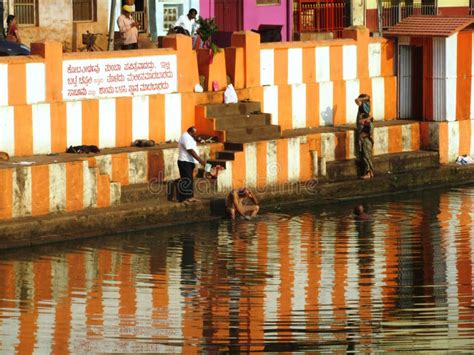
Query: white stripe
165 93 181 142
446 33 458 78
135 277 154 331
345 79 360 125
32 104 51 154
0 106 15 155
448 121 460 162
343 45 357 80
162 148 180 181
288 138 300 182
99 99 116 149
245 143 257 188
167 249 183 341
49 163 66 212
83 161 97 208
263 85 279 125
216 160 232 192
66 101 82 147
291 84 306 129
470 121 474 157
26 63 46 104
318 222 335 330
95 155 112 178
132 96 149 141
128 151 148 184
33 307 56 355
433 38 446 121
315 47 330 83
321 133 335 161
446 78 457 122
402 124 412 152
371 222 387 321
110 182 121 205
266 140 278 185
288 48 303 84
264 226 279 339
260 49 275 86
346 227 359 319
0 309 21 354
319 81 333 126
373 126 389 155
368 43 382 77
372 77 385 120
102 284 120 338
69 296 87 353
12 167 32 218
0 64 8 106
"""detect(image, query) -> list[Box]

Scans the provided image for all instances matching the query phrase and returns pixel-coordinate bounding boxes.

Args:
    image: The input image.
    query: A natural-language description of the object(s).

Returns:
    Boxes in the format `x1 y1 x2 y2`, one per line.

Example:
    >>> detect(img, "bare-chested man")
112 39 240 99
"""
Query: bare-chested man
226 188 260 220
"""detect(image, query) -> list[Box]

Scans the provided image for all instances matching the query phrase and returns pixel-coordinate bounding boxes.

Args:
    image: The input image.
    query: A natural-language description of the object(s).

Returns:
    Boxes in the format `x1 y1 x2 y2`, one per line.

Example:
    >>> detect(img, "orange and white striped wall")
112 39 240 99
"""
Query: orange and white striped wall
0 160 120 220
216 122 420 192
421 120 474 163
259 36 397 129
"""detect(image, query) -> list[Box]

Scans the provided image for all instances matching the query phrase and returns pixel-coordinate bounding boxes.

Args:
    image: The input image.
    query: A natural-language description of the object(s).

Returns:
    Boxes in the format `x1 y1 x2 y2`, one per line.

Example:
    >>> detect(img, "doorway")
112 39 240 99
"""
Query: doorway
214 0 242 47
398 44 423 119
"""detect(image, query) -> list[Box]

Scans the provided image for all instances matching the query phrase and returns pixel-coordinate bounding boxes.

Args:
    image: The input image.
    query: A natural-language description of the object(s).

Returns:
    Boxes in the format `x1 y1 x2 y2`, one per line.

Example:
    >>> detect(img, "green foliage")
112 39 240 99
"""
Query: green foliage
196 17 221 54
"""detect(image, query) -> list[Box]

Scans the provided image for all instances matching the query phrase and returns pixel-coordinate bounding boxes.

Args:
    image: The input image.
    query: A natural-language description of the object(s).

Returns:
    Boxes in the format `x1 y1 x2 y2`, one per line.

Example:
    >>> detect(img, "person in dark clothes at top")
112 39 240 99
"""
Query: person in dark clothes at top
177 126 205 203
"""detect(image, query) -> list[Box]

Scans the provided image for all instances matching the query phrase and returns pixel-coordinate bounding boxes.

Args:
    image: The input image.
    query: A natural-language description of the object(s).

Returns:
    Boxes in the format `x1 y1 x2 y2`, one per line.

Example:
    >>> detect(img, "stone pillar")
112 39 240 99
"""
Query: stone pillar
231 31 261 88
30 42 63 102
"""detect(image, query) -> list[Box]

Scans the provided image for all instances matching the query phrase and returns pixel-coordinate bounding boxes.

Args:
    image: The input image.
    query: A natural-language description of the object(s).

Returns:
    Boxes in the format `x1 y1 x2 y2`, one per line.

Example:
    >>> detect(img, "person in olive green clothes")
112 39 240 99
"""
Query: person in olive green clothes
355 94 374 179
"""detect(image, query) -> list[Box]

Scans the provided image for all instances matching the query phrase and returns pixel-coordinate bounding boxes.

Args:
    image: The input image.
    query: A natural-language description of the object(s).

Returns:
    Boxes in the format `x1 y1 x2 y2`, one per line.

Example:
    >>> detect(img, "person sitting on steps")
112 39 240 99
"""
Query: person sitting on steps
225 188 260 220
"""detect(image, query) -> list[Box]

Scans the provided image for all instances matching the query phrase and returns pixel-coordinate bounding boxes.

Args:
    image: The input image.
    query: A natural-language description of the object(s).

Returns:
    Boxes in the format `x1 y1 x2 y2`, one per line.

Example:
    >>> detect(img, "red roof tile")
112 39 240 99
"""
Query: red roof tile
384 16 474 37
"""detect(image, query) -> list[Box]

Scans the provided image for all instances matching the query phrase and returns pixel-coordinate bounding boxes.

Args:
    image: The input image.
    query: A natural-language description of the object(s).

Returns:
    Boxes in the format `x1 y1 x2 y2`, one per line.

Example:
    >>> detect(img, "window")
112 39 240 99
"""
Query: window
13 0 37 26
73 0 97 22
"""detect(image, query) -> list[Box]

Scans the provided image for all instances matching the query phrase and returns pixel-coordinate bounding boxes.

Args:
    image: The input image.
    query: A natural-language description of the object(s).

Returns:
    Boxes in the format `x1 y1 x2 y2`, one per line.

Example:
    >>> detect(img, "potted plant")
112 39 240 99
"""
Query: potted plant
196 17 221 63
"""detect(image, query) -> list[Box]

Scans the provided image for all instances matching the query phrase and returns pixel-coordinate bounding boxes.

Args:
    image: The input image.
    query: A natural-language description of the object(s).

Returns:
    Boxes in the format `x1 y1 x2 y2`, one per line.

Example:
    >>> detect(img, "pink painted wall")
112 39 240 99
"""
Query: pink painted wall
199 0 292 41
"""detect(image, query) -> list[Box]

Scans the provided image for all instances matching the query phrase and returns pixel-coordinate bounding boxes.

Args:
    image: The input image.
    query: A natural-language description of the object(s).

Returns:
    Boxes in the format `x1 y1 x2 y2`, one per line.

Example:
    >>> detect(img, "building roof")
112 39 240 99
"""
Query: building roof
384 16 474 38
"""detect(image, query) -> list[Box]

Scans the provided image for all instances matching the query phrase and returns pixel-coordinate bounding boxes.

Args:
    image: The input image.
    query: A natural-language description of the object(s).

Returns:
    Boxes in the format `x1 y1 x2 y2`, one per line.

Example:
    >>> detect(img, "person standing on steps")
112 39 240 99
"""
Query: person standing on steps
355 94 374 179
177 126 205 203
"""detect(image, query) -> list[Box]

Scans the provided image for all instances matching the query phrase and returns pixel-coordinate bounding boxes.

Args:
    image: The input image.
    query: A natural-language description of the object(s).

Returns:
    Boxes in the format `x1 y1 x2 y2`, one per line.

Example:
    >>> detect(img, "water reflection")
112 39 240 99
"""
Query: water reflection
1 187 474 352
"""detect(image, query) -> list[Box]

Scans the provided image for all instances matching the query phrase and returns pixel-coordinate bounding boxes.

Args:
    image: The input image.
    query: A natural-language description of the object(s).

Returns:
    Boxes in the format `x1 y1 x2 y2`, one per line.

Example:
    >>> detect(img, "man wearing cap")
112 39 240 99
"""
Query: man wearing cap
117 5 139 50
225 188 260 220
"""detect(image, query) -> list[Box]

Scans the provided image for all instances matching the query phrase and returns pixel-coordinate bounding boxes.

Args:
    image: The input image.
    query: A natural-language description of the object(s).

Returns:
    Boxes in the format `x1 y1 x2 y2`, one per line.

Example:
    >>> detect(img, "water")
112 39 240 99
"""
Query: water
1 186 474 353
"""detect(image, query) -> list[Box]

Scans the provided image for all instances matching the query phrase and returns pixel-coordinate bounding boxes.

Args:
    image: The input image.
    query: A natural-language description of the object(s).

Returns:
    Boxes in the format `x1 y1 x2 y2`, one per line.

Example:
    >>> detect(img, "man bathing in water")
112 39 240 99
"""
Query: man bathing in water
226 188 260 220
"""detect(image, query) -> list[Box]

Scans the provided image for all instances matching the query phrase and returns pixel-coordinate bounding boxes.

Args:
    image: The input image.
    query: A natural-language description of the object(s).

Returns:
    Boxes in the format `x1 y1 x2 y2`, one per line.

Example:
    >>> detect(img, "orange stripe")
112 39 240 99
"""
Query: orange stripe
118 254 136 324
14 105 33 156
278 85 292 131
329 45 343 81
333 221 349 337
299 141 312 181
380 40 395 77
96 174 110 208
82 100 99 146
232 150 246 188
411 123 421 151
115 97 133 148
231 32 261 87
256 142 267 189
357 40 369 79
306 83 319 128
276 139 288 183
31 165 50 216
303 47 316 83
332 81 346 125
334 131 348 160
305 215 321 341
277 220 292 341
44 42 63 102
438 122 449 164
388 125 403 153
148 95 163 143
458 194 473 315
66 161 84 212
384 77 397 119
111 153 129 185
359 78 373 103
456 31 472 120
0 169 12 219
8 63 26 105
459 119 471 156
50 102 67 153
274 48 288 85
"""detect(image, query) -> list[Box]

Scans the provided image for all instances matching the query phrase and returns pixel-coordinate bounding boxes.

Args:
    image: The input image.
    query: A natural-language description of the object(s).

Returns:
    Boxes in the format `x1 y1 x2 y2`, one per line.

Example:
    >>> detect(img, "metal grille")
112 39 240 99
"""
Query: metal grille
73 0 94 22
294 1 346 38
381 1 437 28
132 11 146 32
13 0 36 25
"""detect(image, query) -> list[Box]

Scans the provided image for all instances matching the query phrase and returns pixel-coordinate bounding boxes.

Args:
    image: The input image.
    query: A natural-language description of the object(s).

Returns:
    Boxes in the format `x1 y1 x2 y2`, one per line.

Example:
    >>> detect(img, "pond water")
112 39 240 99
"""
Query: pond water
1 186 474 353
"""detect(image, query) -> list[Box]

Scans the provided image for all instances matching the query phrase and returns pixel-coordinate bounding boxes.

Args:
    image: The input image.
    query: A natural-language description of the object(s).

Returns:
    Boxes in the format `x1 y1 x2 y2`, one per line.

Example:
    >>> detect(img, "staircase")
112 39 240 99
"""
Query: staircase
197 101 280 172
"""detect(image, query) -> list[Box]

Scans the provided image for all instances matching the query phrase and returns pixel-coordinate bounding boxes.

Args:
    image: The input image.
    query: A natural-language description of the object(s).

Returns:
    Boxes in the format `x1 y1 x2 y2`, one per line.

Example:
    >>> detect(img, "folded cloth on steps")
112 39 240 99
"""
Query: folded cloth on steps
456 155 474 165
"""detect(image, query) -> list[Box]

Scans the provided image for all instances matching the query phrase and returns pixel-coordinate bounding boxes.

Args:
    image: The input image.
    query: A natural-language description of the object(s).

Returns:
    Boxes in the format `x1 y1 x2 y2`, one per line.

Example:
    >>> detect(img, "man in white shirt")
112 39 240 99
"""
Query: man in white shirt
173 8 198 36
176 126 205 203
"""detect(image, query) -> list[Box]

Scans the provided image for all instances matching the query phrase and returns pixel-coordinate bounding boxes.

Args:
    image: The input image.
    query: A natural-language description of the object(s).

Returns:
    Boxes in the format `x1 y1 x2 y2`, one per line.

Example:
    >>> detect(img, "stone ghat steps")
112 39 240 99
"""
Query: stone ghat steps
214 113 271 130
324 150 440 181
204 101 262 117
